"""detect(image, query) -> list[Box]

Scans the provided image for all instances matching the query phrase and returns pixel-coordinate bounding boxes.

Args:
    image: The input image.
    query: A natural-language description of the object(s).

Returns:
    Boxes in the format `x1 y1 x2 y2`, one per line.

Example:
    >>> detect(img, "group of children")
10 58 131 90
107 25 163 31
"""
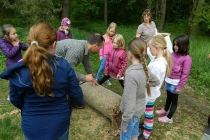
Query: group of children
0 18 194 140
94 22 192 140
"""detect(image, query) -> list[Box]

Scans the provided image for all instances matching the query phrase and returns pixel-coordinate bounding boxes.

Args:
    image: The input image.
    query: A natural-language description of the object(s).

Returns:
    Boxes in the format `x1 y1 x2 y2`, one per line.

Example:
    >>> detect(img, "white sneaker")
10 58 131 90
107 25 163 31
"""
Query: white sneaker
7 95 10 101
106 80 112 85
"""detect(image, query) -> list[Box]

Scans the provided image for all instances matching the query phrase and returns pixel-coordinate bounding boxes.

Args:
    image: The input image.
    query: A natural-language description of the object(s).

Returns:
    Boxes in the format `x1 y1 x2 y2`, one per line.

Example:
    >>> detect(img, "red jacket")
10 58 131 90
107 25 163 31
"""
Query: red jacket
104 48 127 78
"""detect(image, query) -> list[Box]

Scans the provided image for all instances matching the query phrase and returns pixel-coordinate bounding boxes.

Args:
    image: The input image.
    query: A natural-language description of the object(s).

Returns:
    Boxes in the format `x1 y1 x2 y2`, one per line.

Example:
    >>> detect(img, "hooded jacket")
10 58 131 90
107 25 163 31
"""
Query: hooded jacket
104 48 127 78
0 37 27 67
0 56 84 140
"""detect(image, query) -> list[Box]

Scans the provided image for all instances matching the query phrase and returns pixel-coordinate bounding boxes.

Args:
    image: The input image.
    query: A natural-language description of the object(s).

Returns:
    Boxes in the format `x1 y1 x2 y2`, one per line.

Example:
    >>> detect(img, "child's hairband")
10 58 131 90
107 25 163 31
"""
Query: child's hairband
31 41 38 45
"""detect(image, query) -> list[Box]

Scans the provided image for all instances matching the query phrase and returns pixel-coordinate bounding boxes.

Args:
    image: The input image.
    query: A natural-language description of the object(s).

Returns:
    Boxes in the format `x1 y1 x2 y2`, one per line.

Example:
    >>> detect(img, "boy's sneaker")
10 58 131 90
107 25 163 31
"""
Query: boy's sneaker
155 109 168 115
158 116 173 123
106 80 112 85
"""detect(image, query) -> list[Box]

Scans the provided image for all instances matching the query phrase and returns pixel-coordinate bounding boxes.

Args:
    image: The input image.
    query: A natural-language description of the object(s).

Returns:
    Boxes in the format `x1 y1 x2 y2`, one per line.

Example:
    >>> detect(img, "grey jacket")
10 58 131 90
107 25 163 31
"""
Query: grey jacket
55 39 93 81
120 64 160 130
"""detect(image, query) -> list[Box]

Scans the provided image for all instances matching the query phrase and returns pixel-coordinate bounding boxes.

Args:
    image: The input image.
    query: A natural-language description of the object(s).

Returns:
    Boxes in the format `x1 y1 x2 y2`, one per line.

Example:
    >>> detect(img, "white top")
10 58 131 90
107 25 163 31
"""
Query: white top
165 76 180 85
146 57 167 100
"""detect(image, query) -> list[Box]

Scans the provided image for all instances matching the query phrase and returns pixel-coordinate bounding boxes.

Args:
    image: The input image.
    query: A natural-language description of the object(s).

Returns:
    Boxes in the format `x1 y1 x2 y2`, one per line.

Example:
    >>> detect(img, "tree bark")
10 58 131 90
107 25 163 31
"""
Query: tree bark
158 0 166 32
104 0 107 25
185 0 199 34
61 0 70 18
191 0 205 36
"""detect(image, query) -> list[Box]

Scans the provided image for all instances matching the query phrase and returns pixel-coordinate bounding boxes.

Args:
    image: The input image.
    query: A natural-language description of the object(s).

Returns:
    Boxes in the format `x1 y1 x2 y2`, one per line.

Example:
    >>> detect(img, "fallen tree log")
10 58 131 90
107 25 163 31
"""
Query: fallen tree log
80 82 122 129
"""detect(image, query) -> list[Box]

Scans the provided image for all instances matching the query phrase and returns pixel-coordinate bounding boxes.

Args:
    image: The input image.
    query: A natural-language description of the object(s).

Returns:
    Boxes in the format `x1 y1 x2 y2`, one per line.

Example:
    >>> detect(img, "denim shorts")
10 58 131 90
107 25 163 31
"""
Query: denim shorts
165 82 179 94
120 116 140 140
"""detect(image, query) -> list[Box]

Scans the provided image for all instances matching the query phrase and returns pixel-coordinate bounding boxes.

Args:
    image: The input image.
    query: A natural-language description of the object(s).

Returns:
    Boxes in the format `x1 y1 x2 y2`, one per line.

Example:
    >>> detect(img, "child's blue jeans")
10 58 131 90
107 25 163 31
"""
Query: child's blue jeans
96 57 106 80
120 116 140 140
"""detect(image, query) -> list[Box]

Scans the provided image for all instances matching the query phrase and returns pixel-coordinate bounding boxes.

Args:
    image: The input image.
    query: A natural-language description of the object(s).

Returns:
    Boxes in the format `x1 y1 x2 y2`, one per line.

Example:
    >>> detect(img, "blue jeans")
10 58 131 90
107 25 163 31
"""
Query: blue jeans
96 57 107 80
24 129 69 140
120 116 140 140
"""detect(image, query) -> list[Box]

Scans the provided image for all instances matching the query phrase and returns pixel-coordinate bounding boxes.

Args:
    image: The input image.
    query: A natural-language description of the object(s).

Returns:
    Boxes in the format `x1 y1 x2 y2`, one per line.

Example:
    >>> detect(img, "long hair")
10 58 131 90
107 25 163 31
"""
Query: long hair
128 38 151 96
23 22 57 97
105 22 117 42
112 34 125 49
149 35 172 77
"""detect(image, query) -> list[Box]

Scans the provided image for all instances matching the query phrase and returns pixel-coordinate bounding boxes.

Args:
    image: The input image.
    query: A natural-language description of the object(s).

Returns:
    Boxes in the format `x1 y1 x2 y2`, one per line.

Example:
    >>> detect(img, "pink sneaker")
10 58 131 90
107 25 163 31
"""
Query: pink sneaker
155 109 168 115
158 116 173 123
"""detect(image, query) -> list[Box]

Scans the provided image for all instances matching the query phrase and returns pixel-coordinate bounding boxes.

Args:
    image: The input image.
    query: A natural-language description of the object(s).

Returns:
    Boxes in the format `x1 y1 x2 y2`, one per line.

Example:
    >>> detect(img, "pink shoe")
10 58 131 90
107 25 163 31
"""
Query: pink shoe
158 116 173 123
155 109 168 115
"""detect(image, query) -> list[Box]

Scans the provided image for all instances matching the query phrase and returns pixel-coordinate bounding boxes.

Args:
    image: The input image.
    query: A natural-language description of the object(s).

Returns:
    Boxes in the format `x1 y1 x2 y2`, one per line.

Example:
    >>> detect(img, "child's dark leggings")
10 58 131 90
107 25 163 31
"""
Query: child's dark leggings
98 75 124 88
164 90 179 119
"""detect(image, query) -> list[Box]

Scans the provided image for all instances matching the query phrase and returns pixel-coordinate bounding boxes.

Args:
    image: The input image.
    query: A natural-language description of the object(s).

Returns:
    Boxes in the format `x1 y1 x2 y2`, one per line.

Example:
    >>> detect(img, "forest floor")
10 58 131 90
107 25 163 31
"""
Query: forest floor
0 78 209 140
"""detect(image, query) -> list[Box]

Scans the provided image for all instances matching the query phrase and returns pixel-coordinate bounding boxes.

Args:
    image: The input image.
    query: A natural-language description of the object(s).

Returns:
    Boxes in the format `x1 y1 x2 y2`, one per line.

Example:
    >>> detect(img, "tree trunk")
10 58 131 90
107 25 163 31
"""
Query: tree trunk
61 0 70 18
191 0 205 36
104 0 107 25
185 0 199 34
158 0 166 32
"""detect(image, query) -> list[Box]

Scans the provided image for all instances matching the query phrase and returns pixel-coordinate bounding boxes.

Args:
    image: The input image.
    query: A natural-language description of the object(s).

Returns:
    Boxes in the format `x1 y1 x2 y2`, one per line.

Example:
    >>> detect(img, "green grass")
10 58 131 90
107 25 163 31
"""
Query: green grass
0 23 210 139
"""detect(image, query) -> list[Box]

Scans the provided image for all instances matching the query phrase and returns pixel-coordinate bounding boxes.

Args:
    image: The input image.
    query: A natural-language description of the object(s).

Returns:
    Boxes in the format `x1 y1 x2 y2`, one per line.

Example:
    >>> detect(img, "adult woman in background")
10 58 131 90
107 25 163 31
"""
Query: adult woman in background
136 9 171 60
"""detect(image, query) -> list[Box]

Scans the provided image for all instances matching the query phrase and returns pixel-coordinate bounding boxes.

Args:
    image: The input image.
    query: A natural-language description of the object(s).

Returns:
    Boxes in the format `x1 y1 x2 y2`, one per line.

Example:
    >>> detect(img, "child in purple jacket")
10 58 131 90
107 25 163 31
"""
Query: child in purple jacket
57 17 72 41
0 24 28 68
0 24 28 100
156 35 192 123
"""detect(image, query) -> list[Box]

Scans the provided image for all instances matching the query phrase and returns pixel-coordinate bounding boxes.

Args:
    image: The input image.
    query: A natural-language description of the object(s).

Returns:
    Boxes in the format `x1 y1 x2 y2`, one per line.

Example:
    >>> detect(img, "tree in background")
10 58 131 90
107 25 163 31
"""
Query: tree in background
61 0 70 18
191 0 210 36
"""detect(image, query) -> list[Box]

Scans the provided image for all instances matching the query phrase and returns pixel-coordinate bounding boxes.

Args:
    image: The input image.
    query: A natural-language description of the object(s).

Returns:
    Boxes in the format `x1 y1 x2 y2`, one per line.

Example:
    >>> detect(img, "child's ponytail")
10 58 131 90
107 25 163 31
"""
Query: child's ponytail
23 23 57 97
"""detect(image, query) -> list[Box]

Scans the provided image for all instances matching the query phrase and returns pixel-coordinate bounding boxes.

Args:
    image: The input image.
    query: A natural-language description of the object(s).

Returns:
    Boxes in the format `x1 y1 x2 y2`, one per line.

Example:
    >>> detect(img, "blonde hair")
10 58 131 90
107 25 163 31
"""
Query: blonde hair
128 38 151 96
149 35 172 76
112 34 125 49
105 22 117 42
23 22 57 97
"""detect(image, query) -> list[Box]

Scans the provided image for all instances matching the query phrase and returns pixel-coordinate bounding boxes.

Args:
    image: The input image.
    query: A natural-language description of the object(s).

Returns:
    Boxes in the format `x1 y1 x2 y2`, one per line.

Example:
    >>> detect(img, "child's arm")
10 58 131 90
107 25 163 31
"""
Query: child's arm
117 51 127 77
148 70 160 87
176 56 192 91
121 73 137 131
0 43 20 57
19 42 28 51
9 82 24 109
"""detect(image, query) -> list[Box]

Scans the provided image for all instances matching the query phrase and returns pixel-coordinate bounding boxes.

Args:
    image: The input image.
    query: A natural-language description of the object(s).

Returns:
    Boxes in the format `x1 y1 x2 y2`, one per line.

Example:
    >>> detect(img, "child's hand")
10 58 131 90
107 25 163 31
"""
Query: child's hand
12 39 19 47
99 56 103 60
175 89 181 93
117 74 121 78
208 54 210 59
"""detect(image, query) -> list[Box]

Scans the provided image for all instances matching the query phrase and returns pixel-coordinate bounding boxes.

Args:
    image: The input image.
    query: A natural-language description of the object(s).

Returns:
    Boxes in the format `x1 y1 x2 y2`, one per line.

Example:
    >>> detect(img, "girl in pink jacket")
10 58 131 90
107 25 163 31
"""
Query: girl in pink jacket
98 34 127 88
156 35 192 123
96 22 117 85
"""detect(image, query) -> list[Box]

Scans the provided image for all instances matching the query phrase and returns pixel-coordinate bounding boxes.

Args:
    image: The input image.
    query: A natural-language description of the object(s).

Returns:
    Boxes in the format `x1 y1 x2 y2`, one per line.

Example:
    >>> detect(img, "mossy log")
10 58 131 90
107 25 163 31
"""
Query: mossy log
80 83 122 128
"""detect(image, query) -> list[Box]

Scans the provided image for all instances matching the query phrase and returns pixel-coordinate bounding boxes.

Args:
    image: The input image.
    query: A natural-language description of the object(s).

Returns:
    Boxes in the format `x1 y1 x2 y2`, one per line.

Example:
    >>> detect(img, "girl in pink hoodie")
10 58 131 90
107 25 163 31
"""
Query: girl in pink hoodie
98 34 127 88
156 35 192 123
96 22 117 85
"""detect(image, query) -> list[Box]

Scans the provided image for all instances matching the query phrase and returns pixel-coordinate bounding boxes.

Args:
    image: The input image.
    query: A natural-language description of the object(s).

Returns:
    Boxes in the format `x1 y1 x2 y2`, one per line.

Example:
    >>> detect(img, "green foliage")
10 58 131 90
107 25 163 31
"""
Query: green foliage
192 2 210 34
13 0 61 26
